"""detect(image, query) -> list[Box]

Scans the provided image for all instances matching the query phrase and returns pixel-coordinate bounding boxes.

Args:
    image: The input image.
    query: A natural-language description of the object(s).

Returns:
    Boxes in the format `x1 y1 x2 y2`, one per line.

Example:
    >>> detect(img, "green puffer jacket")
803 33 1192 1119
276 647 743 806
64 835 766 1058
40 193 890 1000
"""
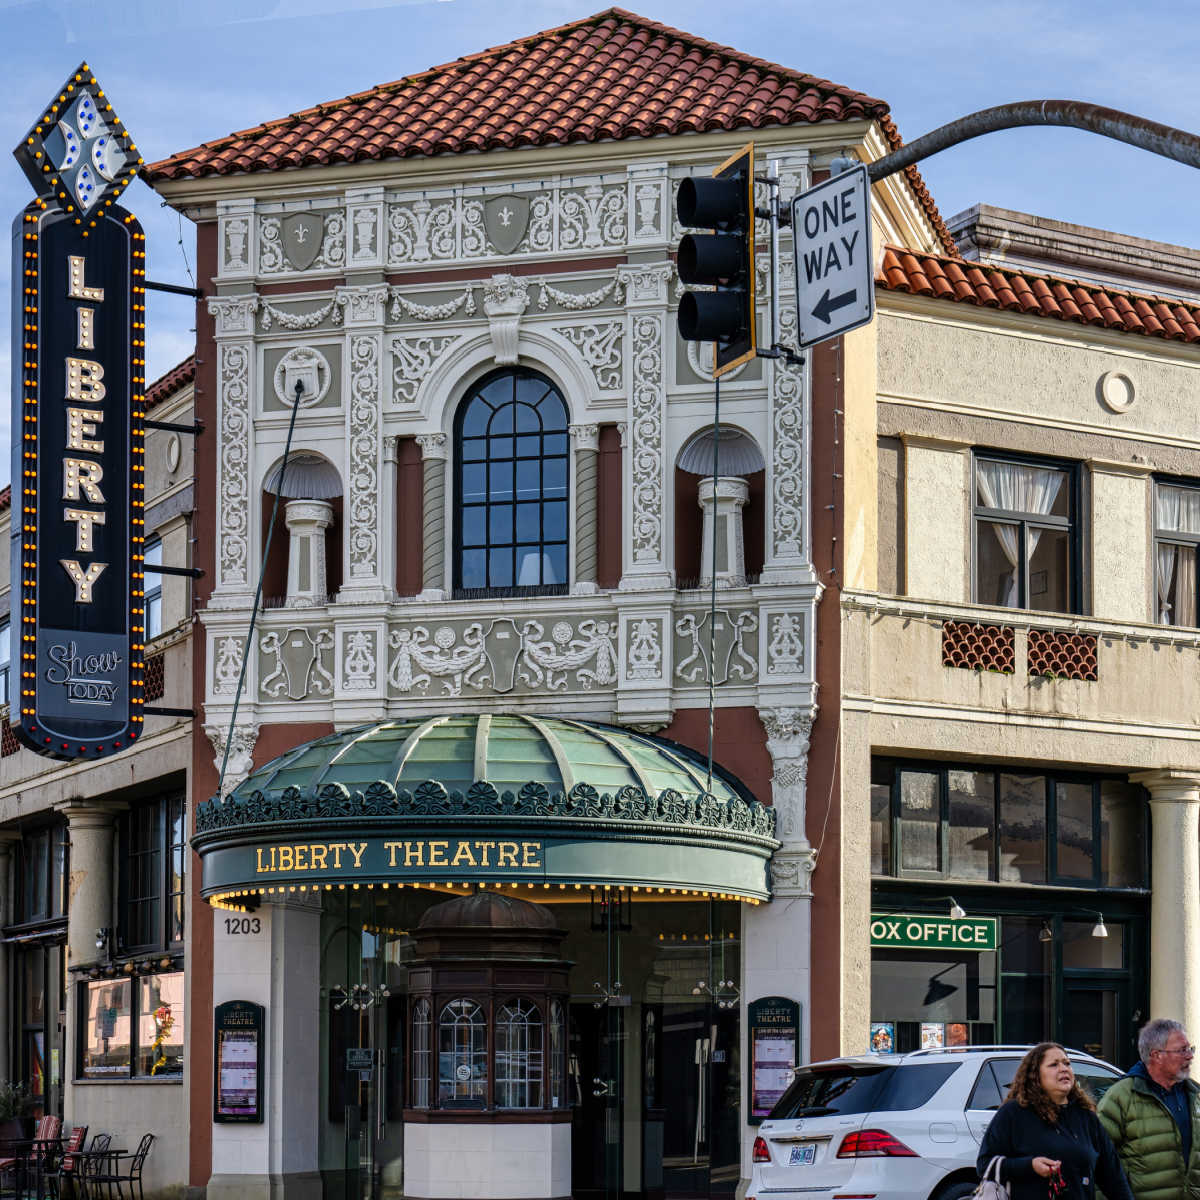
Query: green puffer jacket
1097 1069 1200 1200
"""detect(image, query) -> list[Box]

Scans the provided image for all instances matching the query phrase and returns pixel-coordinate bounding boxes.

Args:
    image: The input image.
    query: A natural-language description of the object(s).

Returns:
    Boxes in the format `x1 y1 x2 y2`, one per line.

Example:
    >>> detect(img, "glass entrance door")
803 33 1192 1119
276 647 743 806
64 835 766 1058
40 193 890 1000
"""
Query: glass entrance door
571 891 626 1200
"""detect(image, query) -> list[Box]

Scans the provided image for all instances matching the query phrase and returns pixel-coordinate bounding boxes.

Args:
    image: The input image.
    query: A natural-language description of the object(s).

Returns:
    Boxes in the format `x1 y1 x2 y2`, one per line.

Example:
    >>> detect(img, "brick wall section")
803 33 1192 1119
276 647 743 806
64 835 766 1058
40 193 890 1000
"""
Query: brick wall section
942 621 1015 672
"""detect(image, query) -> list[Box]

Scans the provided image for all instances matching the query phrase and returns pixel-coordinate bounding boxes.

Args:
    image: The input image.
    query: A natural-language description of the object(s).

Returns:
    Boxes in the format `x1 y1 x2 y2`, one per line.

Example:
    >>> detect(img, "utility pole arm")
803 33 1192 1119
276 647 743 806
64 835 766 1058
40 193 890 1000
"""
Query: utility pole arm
867 100 1200 184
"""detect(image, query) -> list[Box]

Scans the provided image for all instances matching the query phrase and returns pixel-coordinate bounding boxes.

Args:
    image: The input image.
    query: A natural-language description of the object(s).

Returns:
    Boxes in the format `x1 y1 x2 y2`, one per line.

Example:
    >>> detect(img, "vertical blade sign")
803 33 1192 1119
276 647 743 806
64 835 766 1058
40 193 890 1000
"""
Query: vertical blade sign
10 63 146 759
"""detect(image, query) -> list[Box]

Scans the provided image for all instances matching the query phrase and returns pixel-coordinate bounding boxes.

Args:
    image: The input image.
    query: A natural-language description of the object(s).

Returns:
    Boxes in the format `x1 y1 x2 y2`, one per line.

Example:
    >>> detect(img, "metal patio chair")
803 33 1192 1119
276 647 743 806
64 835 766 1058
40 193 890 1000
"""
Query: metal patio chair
81 1134 152 1200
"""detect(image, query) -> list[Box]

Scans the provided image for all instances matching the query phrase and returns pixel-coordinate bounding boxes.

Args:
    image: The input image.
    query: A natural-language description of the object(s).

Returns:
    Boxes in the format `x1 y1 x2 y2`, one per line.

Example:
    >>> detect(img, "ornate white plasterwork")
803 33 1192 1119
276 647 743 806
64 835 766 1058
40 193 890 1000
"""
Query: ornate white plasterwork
217 342 252 589
627 616 663 680
761 706 814 844
767 611 805 675
259 297 343 331
259 628 334 700
335 284 388 327
392 334 458 404
390 287 477 322
559 321 624 391
205 723 259 793
347 335 382 579
537 275 625 311
674 609 758 685
483 274 531 364
208 295 259 337
273 346 332 407
212 634 244 695
342 629 378 691
771 302 806 560
260 212 345 274
628 311 666 565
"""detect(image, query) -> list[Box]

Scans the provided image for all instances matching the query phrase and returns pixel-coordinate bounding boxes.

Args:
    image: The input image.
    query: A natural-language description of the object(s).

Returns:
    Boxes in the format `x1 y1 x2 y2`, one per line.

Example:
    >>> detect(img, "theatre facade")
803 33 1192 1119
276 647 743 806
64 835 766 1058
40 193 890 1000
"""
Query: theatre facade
145 10 950 1199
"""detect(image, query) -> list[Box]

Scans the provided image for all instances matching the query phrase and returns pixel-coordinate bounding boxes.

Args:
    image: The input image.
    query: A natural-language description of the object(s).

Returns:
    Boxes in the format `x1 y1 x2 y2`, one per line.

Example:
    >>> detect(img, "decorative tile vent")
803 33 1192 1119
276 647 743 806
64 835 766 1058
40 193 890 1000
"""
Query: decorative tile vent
942 621 1015 673
146 653 166 702
2 719 20 757
1028 630 1098 681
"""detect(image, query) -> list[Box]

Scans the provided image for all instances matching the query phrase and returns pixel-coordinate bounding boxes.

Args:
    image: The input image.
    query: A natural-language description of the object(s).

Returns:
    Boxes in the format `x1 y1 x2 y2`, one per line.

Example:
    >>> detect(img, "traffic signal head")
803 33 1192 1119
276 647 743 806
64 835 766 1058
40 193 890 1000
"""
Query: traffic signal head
676 142 756 377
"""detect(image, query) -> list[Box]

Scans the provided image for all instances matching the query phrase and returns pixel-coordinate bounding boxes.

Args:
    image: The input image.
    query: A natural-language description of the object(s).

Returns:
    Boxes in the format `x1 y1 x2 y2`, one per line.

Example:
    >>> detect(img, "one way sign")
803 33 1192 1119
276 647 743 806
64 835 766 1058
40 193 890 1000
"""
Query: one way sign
791 164 874 349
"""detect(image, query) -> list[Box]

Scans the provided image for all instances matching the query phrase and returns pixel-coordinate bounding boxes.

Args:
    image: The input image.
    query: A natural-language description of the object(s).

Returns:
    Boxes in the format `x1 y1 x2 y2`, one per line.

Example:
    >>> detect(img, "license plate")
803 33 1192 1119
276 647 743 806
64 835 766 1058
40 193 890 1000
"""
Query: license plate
788 1145 817 1166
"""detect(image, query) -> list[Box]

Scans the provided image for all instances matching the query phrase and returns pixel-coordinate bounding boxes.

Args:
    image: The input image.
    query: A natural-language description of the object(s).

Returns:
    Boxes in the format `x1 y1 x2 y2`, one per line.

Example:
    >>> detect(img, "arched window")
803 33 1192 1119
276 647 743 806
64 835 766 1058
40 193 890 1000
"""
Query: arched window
438 998 487 1107
455 369 569 597
411 996 431 1107
495 997 543 1109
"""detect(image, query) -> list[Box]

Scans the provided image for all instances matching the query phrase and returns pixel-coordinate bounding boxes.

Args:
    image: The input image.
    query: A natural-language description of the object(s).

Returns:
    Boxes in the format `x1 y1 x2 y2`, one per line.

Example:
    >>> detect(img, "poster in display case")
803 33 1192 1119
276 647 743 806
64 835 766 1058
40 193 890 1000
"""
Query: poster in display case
748 996 801 1124
214 1000 264 1123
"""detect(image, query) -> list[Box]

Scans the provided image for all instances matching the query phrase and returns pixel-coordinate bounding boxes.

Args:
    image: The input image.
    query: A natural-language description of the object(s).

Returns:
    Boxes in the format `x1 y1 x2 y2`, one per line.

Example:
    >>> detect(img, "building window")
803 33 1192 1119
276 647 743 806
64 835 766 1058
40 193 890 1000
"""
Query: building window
17 825 68 924
1155 480 1200 626
974 455 1077 612
0 618 9 707
548 999 566 1110
144 537 163 640
411 997 431 1108
438 998 488 1107
495 997 543 1109
454 369 569 597
79 970 184 1079
872 759 1145 887
119 791 186 953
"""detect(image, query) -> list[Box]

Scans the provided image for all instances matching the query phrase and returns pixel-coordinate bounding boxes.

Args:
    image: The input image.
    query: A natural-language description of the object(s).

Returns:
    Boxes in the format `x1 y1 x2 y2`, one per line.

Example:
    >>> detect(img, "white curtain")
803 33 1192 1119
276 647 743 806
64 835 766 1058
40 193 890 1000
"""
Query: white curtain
977 461 1065 606
1155 486 1200 624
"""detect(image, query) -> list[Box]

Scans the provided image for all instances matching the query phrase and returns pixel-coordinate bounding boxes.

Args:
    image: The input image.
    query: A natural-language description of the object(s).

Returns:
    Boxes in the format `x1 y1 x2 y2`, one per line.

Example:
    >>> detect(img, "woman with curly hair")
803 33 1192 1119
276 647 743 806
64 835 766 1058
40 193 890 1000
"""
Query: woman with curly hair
977 1043 1133 1200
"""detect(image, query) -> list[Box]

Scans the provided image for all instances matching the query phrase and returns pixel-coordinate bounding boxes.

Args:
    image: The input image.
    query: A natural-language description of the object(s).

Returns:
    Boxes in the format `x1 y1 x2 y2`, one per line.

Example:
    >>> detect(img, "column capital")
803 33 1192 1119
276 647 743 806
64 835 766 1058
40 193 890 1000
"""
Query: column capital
1130 769 1200 801
771 846 818 897
55 799 128 830
417 432 449 461
569 423 600 452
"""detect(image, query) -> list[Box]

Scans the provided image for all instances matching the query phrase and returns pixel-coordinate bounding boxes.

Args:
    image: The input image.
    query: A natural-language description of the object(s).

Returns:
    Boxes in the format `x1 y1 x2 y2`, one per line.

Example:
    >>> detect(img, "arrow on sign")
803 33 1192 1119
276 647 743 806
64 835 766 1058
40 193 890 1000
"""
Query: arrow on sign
810 287 858 325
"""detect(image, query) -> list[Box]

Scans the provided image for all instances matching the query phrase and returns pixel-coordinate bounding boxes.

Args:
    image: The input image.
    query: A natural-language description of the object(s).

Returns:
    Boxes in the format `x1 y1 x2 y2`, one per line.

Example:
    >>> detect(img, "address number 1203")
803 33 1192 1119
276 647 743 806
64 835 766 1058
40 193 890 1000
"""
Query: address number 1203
224 917 262 935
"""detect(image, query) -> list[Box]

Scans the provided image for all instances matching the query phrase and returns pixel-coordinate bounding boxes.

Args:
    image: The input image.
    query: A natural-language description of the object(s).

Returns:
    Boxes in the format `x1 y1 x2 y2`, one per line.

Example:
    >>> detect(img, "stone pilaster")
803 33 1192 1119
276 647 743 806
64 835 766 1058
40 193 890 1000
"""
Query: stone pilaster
417 433 449 600
284 500 334 606
56 801 126 970
570 423 600 595
1131 770 1200 1039
698 476 749 588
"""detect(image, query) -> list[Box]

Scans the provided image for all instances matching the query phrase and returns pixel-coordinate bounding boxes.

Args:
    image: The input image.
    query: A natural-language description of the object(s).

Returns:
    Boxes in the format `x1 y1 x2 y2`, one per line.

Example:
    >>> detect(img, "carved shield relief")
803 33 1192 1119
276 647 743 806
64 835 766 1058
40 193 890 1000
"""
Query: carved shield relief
484 195 530 255
282 213 324 270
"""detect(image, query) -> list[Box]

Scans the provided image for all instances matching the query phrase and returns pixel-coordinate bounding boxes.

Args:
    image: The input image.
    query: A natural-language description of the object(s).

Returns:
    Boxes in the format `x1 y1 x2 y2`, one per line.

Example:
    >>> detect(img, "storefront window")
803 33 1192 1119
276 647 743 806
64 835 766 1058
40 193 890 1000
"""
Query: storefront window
1055 782 1095 880
898 770 939 872
495 998 543 1109
948 769 993 879
1100 781 1143 886
1062 920 1124 970
438 999 487 1107
870 950 996 1052
79 972 184 1079
870 761 891 874
999 773 1046 882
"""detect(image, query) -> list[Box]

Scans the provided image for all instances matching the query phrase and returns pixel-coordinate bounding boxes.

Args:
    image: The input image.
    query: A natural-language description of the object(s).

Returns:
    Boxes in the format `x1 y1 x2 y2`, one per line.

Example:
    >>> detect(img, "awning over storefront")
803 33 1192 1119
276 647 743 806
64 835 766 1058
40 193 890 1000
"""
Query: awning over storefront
193 714 779 904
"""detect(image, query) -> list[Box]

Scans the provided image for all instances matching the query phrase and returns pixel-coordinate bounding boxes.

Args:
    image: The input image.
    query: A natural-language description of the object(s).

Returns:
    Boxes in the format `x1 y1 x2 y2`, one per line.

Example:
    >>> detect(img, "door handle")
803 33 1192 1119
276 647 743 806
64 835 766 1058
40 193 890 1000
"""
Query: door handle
592 1077 615 1097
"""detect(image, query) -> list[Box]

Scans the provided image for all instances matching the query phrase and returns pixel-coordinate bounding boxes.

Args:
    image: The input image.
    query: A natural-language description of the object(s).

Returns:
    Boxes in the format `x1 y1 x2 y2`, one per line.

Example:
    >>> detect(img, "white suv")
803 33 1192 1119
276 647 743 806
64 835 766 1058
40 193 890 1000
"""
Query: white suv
748 1045 1123 1200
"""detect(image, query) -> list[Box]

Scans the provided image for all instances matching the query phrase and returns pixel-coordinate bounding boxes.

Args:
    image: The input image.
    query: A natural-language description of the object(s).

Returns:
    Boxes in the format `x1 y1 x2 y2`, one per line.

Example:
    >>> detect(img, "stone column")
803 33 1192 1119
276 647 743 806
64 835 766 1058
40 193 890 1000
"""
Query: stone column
0 833 19 1082
417 433 448 601
698 476 749 588
570 423 600 595
1132 770 1200 1038
284 499 334 606
57 802 125 971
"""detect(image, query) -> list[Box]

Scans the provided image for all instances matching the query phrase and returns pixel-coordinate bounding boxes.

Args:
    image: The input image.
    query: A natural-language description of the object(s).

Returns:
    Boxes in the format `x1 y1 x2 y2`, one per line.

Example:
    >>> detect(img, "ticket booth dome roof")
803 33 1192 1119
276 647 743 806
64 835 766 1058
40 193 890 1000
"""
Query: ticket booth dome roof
226 713 752 808
418 890 558 931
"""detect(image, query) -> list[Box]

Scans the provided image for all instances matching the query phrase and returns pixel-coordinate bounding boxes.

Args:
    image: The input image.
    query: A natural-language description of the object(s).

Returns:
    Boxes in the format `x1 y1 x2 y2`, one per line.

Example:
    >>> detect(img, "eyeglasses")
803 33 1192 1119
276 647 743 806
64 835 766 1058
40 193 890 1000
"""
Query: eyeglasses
1155 1045 1196 1056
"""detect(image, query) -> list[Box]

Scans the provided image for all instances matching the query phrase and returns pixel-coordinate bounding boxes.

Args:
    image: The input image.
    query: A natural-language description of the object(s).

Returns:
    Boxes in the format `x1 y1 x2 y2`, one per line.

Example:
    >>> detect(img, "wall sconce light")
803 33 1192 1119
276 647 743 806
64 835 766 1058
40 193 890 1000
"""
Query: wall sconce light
1039 922 1053 944
948 897 966 919
1092 913 1108 939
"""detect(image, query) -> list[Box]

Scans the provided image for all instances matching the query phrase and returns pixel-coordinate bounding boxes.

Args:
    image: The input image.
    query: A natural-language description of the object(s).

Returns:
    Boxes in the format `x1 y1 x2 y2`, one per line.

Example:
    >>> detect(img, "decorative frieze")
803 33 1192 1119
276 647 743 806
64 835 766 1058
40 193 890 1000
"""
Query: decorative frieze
260 209 345 274
216 340 252 591
259 628 334 700
559 321 624 391
674 608 758 685
392 334 457 405
769 299 807 564
347 333 383 582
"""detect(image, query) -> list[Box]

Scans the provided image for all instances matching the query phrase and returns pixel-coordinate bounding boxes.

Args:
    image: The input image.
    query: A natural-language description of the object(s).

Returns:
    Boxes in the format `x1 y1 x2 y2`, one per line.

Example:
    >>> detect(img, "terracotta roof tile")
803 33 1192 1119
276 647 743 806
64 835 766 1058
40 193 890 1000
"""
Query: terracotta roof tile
145 8 954 254
147 355 196 410
878 247 1200 344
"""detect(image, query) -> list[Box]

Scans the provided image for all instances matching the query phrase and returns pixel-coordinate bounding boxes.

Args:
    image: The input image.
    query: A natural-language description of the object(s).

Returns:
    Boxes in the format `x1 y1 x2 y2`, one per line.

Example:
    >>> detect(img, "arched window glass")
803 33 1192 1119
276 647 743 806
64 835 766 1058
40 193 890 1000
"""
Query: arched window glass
455 369 569 597
411 997 431 1108
438 998 487 1106
549 998 565 1110
495 997 543 1109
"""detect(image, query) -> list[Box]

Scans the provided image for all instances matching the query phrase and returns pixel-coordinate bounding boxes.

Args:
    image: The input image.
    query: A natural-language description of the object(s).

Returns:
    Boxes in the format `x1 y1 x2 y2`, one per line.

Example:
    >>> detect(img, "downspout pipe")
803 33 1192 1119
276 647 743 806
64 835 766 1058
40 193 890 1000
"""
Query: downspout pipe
866 100 1200 184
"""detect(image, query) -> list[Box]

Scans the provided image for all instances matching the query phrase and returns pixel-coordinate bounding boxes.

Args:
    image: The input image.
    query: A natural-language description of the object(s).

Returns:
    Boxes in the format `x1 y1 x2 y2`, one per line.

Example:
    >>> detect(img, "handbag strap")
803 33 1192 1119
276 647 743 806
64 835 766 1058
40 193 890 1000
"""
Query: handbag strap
984 1156 1005 1184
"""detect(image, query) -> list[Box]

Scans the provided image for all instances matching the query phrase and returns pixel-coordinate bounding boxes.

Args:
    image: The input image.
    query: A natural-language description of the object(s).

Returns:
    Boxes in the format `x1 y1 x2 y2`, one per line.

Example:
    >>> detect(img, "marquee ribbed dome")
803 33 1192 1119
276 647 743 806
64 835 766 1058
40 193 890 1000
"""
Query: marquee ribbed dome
227 713 750 806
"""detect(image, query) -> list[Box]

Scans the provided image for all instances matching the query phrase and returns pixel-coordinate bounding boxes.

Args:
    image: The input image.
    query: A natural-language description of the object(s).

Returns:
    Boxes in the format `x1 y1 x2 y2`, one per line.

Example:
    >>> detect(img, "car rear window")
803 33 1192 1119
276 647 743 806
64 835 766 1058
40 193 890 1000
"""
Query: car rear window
771 1063 958 1119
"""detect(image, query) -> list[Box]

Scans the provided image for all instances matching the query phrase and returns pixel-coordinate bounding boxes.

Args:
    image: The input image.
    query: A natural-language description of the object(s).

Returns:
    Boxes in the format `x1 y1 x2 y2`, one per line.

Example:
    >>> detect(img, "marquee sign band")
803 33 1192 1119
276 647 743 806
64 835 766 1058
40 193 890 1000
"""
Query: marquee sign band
11 201 146 757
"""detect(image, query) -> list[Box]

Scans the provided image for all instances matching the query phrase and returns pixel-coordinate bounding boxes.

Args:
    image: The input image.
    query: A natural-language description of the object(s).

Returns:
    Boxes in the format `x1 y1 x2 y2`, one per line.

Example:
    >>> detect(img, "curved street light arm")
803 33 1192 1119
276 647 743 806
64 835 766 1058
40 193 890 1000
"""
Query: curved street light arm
866 100 1200 183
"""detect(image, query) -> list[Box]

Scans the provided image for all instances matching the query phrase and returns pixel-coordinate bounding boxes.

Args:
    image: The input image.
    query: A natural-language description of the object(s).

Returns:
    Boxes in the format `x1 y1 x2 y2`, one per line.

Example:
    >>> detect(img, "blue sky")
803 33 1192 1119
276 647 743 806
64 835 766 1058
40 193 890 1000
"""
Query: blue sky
2 0 1198 480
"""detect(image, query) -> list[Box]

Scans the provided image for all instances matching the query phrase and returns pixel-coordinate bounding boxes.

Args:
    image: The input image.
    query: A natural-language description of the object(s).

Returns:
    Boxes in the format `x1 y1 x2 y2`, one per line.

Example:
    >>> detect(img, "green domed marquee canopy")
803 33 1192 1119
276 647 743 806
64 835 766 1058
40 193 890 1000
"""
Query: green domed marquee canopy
193 715 779 904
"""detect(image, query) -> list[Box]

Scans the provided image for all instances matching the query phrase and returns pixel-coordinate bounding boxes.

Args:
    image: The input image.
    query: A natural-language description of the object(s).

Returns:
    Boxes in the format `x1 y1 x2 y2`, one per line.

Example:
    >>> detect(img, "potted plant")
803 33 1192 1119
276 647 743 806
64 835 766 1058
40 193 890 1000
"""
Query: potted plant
0 1081 33 1142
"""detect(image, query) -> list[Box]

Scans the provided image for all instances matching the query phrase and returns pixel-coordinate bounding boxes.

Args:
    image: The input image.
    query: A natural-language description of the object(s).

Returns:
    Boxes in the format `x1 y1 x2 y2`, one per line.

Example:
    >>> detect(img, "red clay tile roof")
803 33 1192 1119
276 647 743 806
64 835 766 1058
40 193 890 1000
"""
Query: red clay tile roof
144 8 954 253
147 354 196 409
878 246 1200 343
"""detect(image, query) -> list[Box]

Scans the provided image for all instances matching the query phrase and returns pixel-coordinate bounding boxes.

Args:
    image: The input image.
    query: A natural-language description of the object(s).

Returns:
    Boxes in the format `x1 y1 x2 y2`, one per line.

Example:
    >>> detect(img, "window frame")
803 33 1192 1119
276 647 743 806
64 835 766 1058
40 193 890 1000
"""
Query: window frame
0 617 10 709
873 759 1147 889
971 451 1081 614
452 367 571 599
1153 475 1200 627
76 969 185 1081
144 536 164 641
118 790 186 955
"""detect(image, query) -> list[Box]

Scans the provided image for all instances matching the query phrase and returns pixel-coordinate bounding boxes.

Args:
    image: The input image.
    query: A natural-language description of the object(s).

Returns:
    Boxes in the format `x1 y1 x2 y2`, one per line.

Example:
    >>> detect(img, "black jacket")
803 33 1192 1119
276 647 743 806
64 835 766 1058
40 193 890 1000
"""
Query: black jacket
978 1098 1134 1200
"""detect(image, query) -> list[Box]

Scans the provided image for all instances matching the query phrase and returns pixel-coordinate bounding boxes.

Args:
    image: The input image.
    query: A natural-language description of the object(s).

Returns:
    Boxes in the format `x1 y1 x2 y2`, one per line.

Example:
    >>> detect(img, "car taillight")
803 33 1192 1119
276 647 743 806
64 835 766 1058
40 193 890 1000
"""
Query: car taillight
837 1129 917 1158
752 1136 770 1163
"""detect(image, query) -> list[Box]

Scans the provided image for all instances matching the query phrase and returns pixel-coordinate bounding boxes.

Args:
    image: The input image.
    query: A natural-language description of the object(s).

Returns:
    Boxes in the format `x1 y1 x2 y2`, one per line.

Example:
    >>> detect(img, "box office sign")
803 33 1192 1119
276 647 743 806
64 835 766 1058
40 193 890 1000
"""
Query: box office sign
870 914 998 952
10 64 146 759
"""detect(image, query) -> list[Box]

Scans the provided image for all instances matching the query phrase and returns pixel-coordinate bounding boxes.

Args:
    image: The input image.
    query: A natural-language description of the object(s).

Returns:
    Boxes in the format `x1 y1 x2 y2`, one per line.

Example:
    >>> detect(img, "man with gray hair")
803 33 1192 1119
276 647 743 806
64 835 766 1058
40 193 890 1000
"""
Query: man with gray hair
1097 1018 1200 1198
